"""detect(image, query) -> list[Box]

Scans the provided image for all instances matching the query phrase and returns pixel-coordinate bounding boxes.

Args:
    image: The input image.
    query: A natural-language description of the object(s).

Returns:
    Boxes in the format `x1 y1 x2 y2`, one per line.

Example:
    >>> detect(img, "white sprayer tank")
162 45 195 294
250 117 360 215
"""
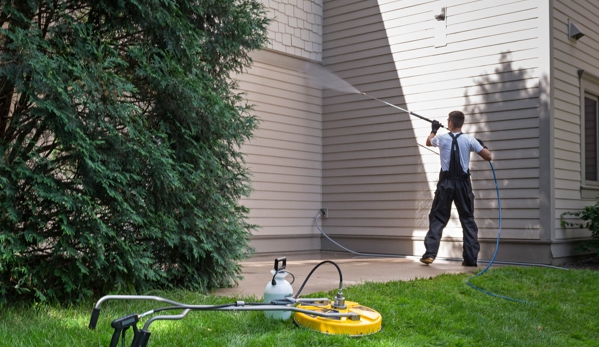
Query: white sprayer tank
263 269 293 320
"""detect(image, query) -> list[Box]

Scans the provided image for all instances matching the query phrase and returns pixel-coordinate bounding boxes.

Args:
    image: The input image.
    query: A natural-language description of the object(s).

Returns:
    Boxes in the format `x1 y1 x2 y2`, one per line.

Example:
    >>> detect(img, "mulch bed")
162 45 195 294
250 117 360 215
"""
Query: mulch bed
563 257 599 271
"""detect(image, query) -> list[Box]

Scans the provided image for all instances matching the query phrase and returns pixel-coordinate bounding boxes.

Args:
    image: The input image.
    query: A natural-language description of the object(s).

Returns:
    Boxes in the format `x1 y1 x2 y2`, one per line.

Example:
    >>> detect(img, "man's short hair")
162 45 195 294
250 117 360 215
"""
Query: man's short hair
448 111 464 128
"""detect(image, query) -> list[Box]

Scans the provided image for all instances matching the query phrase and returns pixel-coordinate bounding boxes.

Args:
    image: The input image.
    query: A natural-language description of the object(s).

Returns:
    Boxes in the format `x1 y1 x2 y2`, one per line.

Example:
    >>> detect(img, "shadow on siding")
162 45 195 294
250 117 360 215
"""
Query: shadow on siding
320 0 427 257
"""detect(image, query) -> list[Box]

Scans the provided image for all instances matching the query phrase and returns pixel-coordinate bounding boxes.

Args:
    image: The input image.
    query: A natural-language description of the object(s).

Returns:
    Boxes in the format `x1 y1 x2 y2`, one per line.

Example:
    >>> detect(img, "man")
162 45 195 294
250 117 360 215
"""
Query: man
420 111 492 267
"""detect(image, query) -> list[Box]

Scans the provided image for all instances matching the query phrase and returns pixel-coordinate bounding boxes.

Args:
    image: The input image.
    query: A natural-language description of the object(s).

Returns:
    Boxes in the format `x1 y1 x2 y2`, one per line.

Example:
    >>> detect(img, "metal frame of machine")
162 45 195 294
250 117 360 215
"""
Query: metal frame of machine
88 258 382 347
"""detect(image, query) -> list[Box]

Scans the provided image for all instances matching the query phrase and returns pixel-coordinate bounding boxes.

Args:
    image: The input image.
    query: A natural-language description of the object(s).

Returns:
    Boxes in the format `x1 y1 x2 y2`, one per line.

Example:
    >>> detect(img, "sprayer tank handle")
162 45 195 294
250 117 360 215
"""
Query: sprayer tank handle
274 257 286 271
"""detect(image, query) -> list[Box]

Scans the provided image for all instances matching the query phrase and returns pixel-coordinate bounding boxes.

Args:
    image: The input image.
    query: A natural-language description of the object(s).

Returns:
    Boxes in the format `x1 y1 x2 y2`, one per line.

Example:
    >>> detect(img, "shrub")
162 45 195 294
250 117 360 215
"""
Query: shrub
0 0 269 304
561 201 599 256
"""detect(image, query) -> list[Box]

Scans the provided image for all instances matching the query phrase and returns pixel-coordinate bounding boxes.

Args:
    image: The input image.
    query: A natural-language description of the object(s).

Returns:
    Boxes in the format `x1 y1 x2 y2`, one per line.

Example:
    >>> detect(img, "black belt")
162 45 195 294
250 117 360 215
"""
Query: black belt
439 170 470 180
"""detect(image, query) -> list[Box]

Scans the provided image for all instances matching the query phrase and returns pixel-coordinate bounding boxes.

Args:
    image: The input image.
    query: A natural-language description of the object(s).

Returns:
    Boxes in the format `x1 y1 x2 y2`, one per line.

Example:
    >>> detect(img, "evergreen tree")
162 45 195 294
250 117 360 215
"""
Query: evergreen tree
0 0 269 303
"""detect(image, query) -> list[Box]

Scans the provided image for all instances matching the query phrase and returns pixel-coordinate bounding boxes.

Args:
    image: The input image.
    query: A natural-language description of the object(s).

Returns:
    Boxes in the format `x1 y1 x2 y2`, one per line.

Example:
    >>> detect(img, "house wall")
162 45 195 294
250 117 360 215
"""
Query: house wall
552 0 599 259
260 0 323 62
320 0 550 262
237 0 598 262
238 1 324 254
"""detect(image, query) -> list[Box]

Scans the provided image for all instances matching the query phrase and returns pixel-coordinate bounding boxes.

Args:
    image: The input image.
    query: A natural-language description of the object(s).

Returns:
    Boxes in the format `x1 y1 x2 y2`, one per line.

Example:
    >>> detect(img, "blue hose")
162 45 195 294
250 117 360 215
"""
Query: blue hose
476 161 501 277
315 160 567 302
464 161 526 303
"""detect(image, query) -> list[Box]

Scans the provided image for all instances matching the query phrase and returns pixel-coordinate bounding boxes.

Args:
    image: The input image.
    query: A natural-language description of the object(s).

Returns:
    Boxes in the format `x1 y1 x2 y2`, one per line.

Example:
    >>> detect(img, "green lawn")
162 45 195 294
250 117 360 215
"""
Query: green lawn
1 266 598 347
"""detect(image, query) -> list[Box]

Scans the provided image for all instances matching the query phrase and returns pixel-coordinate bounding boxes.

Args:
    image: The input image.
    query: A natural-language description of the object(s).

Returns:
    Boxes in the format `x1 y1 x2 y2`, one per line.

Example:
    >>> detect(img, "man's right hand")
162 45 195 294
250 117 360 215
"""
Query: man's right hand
431 120 441 134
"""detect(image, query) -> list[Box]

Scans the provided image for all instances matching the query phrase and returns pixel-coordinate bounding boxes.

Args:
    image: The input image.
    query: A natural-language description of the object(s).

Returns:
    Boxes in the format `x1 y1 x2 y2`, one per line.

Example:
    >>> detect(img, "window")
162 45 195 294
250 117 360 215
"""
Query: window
580 71 599 197
584 94 598 183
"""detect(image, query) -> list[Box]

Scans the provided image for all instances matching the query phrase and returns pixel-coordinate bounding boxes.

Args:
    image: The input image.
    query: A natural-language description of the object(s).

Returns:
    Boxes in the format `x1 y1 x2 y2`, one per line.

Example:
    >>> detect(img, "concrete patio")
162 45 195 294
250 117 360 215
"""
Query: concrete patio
212 252 477 299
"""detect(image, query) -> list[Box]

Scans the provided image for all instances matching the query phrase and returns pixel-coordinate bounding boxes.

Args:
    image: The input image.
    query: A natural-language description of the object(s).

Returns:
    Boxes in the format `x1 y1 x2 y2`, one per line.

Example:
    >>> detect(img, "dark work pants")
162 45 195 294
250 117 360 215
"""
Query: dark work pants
423 174 480 265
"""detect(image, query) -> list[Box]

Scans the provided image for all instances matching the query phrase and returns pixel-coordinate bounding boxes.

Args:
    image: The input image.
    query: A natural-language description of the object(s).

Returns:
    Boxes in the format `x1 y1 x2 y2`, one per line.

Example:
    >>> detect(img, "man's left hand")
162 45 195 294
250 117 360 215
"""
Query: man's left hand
476 138 488 149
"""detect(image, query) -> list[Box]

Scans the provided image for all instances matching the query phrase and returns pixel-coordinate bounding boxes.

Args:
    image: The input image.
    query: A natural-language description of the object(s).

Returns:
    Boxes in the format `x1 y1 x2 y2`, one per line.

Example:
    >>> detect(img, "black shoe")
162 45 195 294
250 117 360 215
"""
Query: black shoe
462 261 477 267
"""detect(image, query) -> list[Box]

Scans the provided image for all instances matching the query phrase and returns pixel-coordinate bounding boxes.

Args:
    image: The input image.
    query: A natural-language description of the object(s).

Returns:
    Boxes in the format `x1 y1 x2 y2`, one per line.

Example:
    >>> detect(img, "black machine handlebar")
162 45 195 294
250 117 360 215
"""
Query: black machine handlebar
88 259 351 347
110 314 140 347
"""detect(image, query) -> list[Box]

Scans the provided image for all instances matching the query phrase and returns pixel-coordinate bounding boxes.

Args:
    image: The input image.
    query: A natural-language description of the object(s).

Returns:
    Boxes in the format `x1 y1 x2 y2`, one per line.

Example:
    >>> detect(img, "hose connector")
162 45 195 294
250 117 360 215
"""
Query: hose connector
333 291 346 309
333 282 346 309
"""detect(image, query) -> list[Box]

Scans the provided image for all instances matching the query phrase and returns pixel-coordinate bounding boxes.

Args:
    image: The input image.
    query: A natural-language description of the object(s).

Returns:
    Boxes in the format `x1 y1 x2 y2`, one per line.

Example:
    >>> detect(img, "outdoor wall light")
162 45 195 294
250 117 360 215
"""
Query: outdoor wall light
434 7 446 21
568 20 585 41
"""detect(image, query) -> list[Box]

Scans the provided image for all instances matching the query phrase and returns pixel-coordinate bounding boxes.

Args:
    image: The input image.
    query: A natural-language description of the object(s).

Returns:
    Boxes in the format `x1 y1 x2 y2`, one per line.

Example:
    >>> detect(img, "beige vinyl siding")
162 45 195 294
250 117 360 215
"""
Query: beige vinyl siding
321 0 544 259
238 49 323 254
553 0 599 244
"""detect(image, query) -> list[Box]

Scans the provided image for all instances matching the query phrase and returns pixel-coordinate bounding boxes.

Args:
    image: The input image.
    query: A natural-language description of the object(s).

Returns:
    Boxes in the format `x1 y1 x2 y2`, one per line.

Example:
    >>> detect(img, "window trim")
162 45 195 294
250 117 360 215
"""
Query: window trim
583 92 599 184
579 70 599 197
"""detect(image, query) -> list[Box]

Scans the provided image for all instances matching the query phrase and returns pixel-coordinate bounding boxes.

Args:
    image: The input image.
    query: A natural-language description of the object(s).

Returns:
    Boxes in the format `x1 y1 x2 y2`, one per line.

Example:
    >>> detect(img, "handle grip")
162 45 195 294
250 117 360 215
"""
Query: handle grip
109 314 139 347
109 327 123 347
89 307 101 330
274 257 286 271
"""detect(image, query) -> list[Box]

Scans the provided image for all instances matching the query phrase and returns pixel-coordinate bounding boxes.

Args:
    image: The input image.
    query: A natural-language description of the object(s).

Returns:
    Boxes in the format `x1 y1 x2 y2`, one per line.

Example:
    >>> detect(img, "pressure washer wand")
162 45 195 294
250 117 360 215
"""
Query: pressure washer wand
361 92 444 128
